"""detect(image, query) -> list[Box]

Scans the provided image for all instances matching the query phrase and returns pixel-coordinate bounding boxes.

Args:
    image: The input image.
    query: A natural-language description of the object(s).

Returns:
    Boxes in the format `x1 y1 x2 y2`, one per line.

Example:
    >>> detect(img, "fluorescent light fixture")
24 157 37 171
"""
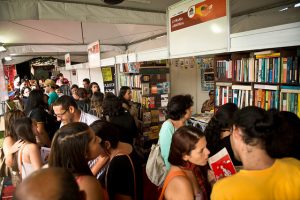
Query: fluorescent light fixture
211 24 223 33
295 3 300 7
4 56 12 61
0 45 6 52
279 7 288 11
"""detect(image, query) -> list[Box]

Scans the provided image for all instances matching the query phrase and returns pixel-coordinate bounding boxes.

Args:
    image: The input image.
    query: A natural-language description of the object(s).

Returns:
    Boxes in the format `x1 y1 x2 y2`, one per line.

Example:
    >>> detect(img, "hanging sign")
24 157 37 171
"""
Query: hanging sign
88 40 101 68
65 53 71 69
168 0 229 58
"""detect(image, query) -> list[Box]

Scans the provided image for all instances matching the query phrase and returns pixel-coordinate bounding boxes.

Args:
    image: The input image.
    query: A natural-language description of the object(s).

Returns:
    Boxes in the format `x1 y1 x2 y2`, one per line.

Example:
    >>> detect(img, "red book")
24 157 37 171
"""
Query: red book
208 147 236 180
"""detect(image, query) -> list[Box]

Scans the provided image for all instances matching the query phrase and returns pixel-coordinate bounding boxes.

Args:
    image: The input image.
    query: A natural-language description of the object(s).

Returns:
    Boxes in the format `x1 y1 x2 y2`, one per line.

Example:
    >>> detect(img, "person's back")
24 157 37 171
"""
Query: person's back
212 157 300 200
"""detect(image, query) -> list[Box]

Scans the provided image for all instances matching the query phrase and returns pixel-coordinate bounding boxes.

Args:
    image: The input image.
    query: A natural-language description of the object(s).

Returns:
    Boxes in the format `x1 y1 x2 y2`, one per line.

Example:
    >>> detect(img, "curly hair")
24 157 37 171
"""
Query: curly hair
102 92 124 117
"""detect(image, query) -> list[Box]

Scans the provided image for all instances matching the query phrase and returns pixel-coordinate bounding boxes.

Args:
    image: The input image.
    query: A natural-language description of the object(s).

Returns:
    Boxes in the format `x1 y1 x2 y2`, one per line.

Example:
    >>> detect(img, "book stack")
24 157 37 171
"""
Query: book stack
280 86 300 117
215 82 232 107
254 84 279 110
232 85 253 108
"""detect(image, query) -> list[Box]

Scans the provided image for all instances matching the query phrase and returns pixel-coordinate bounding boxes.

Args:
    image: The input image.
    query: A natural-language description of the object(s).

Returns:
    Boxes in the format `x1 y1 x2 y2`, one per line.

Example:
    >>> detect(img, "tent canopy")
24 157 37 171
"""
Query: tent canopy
0 0 298 64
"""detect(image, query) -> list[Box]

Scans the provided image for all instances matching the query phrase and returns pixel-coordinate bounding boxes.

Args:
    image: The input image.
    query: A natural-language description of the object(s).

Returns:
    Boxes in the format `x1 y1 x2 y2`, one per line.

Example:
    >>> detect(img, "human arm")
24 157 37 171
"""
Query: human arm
78 175 104 200
90 155 109 176
36 123 51 147
3 138 24 167
165 176 194 200
159 120 174 170
28 144 43 170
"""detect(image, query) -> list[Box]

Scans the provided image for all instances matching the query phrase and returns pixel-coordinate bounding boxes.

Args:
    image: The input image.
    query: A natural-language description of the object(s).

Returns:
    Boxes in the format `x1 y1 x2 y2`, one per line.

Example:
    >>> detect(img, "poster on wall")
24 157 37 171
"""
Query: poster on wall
65 53 71 69
101 66 115 94
88 41 101 68
168 0 229 58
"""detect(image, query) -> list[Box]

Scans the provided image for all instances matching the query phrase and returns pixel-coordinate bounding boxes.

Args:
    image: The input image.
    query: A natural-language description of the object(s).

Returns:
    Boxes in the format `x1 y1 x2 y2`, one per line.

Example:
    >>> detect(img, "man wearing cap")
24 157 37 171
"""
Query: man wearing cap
44 79 59 106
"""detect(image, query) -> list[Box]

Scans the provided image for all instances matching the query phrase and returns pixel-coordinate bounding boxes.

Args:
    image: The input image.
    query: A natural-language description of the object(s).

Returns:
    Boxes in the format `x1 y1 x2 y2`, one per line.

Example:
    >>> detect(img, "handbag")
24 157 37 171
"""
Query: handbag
0 147 11 177
146 143 167 187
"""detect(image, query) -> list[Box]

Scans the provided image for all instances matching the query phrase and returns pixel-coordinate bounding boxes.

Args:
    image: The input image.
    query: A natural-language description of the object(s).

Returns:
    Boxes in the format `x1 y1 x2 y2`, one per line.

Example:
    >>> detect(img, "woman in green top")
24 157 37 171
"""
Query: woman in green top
159 94 194 171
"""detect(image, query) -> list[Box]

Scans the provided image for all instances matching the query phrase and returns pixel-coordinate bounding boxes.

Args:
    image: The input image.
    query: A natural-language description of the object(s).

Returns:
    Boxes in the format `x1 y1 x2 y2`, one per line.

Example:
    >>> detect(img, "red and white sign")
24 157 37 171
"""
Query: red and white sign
170 0 226 32
88 41 101 68
65 53 71 69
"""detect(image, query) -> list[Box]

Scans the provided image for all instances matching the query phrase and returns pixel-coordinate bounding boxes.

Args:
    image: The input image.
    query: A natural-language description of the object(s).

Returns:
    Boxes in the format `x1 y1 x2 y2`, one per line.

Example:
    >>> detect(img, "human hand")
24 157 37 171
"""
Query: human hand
207 169 216 185
9 140 25 154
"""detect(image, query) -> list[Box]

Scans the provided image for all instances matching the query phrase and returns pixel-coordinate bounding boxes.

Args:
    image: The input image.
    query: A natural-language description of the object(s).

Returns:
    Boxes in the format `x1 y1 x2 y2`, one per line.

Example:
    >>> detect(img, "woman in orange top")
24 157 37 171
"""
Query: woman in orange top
159 126 211 200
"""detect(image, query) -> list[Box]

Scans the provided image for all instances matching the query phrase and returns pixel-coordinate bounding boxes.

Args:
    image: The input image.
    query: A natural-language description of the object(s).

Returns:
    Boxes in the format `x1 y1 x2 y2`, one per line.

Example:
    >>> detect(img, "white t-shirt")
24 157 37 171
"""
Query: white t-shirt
60 110 99 127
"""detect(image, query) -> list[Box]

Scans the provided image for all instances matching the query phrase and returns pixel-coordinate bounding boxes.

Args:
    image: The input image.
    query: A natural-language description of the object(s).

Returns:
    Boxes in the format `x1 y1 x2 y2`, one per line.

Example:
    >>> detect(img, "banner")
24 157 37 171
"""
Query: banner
170 0 226 32
88 41 101 68
101 66 115 94
65 53 71 69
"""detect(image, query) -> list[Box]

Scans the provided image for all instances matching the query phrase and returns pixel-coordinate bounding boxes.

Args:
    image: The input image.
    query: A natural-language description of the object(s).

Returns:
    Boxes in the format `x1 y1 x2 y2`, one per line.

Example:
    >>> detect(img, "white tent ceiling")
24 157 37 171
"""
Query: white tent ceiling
0 0 298 64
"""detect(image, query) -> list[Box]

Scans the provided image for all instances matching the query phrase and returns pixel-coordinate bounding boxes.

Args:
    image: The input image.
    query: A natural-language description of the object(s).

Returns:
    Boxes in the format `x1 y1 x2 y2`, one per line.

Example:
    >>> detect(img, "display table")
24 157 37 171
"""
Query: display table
188 112 213 131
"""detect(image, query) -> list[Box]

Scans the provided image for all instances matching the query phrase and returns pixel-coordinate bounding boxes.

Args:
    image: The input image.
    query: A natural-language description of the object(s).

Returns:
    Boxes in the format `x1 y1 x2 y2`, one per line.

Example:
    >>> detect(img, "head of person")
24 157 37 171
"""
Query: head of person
90 120 121 156
25 89 47 114
169 126 210 167
102 92 124 117
44 79 56 93
77 88 88 100
91 92 104 109
205 103 238 149
49 122 101 176
90 82 100 94
266 110 300 160
71 84 79 95
55 87 63 95
82 78 90 90
208 90 215 101
230 106 273 162
14 167 85 200
4 110 26 139
13 117 37 143
21 86 32 98
52 95 79 125
167 94 194 121
119 86 132 102
57 73 64 80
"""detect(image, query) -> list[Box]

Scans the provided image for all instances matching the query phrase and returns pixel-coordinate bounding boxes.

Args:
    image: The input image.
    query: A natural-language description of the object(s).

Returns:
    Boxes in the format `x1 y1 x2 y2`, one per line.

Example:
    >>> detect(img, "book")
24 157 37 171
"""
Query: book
150 110 159 123
161 94 168 107
208 147 236 180
143 112 152 124
141 83 150 95
41 147 51 164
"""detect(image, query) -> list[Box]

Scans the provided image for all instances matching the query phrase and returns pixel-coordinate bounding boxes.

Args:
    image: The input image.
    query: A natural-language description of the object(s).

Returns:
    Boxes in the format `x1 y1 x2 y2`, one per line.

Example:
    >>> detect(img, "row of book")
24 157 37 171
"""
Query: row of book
141 82 170 95
119 74 141 88
215 54 300 84
141 94 168 109
143 109 166 125
215 83 300 116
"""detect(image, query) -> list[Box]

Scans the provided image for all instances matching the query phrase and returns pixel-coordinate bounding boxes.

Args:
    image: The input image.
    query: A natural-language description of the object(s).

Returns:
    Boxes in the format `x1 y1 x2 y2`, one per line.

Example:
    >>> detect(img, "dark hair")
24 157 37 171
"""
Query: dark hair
25 89 47 114
48 122 93 176
118 86 130 105
71 84 79 90
13 117 36 143
205 103 238 150
57 73 63 77
209 90 215 96
167 95 193 120
90 120 121 151
169 126 205 166
77 88 88 98
53 95 78 110
233 106 273 147
4 110 26 139
266 110 300 159
83 78 90 84
102 92 124 116
90 82 100 93
21 86 31 96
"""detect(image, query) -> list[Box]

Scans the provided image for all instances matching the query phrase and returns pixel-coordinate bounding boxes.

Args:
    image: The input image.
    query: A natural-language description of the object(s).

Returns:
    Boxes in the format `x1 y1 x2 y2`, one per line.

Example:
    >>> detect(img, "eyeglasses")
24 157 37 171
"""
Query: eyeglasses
54 107 69 117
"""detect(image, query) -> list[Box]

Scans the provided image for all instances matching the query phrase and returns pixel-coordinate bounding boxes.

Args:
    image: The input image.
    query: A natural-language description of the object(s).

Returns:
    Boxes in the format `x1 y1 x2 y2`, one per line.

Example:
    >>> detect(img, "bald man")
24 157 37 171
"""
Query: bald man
15 168 85 200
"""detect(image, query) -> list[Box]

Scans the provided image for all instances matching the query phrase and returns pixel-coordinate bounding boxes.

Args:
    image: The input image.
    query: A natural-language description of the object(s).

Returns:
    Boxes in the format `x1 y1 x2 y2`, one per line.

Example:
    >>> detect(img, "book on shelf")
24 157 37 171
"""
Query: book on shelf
150 110 159 123
141 75 150 82
143 112 152 124
161 94 168 107
141 83 150 95
157 82 170 94
158 109 166 122
208 147 236 180
150 85 158 94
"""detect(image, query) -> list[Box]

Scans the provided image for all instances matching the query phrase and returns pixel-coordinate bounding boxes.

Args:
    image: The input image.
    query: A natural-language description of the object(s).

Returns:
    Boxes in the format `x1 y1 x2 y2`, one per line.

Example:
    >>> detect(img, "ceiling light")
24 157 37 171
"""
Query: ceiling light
295 3 300 7
4 56 12 61
279 7 288 11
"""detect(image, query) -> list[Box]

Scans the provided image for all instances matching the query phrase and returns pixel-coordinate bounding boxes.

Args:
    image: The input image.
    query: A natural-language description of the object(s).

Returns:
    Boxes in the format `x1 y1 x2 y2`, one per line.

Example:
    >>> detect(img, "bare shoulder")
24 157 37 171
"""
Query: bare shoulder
27 143 40 151
165 175 194 200
78 175 103 200
3 137 14 149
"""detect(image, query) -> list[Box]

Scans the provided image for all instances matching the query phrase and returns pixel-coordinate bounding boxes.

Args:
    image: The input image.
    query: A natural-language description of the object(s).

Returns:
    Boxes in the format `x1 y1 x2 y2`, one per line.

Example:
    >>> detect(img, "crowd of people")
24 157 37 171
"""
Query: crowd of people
2 73 300 200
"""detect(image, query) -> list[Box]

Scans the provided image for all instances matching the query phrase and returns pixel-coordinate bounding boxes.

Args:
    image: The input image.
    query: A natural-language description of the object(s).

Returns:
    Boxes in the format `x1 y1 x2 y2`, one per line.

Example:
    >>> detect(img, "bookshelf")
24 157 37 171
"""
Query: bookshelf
213 46 300 117
117 61 170 141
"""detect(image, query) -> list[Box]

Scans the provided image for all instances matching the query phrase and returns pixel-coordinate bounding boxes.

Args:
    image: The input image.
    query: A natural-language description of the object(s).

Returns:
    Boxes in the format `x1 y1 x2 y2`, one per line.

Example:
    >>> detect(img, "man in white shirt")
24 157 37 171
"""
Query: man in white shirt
52 95 99 127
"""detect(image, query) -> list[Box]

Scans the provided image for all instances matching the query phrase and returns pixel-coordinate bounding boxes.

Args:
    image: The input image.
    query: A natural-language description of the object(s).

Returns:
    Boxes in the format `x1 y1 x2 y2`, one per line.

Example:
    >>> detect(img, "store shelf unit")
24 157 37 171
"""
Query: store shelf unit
213 46 300 116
